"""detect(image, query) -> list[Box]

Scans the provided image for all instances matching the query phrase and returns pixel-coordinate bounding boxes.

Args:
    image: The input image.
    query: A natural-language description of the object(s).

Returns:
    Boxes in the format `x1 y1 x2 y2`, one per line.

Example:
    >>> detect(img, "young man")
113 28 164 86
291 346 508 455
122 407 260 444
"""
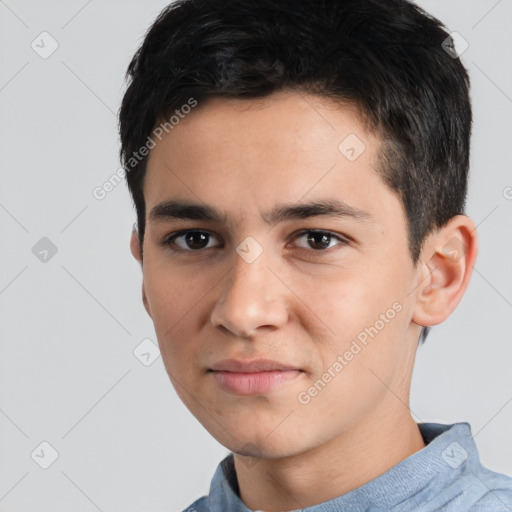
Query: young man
119 0 512 510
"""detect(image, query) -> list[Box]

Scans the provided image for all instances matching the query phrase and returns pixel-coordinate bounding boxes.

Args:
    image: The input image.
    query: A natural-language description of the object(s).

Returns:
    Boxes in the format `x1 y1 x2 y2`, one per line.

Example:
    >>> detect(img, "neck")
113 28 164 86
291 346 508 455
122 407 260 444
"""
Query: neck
233 408 426 511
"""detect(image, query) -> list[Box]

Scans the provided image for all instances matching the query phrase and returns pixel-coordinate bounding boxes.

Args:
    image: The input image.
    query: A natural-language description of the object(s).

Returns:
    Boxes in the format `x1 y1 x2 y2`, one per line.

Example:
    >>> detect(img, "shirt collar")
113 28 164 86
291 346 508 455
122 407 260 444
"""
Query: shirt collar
206 422 480 511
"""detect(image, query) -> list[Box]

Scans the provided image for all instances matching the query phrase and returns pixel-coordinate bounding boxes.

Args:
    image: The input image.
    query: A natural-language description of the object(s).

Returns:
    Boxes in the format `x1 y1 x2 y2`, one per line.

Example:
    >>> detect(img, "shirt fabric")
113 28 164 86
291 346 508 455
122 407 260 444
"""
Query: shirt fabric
182 422 512 511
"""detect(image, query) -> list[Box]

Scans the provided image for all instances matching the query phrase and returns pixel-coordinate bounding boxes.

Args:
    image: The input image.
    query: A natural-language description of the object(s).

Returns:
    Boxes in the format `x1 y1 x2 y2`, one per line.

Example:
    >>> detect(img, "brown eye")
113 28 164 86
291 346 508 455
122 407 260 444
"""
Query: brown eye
293 230 347 251
165 230 221 251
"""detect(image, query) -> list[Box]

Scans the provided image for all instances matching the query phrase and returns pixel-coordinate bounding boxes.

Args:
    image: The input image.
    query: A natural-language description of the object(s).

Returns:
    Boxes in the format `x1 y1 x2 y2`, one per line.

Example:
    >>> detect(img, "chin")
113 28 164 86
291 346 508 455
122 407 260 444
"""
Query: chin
217 429 308 460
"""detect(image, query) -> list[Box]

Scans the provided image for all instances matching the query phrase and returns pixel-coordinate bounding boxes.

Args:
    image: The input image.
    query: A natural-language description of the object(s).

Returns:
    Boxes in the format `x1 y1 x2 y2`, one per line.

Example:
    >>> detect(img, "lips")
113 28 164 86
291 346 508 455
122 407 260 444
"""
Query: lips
209 359 303 395
209 358 300 373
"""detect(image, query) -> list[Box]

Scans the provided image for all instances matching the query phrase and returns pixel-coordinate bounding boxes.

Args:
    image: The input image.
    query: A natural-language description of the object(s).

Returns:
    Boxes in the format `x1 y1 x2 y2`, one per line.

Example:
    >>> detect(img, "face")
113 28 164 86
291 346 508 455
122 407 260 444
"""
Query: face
136 91 424 458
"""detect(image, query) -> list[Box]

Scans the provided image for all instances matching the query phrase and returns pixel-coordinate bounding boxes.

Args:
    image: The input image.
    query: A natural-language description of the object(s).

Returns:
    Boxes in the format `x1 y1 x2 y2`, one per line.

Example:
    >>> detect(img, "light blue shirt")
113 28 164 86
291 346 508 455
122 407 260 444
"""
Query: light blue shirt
183 422 512 511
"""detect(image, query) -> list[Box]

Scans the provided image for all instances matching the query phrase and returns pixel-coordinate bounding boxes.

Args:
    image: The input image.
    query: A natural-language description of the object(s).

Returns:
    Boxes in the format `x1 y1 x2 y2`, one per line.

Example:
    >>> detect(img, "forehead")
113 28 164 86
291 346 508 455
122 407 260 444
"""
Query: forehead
143 91 400 228
149 91 378 166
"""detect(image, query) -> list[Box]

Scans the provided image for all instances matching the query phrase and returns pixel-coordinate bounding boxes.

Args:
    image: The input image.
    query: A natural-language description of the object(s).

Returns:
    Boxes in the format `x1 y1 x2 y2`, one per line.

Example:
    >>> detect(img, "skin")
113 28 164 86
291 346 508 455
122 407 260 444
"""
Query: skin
130 90 478 511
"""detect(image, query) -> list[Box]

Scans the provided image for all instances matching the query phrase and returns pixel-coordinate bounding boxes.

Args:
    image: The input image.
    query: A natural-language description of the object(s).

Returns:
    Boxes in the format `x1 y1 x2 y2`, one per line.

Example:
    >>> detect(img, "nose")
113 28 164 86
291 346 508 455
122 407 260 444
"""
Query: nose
210 251 290 338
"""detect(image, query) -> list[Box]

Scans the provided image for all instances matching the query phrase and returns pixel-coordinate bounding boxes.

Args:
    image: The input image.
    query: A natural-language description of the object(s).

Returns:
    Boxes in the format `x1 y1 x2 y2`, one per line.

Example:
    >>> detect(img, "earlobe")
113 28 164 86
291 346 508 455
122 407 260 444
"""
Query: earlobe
412 215 478 328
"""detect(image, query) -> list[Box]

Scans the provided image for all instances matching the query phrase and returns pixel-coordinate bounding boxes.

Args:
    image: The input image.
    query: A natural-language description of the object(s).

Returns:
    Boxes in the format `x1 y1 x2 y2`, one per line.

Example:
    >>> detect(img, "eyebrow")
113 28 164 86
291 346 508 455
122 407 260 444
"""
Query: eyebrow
149 198 374 225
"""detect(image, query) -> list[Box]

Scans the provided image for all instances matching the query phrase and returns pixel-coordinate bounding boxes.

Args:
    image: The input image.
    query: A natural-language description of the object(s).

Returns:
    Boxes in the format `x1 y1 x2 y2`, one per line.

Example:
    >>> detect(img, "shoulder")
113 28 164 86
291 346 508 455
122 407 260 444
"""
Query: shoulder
429 468 512 512
465 472 512 511
181 496 208 512
179 453 237 511
418 422 512 511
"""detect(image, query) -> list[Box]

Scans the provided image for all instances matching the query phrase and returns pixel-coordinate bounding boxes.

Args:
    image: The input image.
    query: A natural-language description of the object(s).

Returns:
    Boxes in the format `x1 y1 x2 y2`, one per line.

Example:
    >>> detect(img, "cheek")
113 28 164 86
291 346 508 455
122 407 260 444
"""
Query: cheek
300 268 386 337
304 260 411 374
142 262 204 361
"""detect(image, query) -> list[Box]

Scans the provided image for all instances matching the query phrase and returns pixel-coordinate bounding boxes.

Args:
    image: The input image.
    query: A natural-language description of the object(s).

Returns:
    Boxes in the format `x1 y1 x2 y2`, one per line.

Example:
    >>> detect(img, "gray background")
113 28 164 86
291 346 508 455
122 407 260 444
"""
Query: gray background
0 0 511 510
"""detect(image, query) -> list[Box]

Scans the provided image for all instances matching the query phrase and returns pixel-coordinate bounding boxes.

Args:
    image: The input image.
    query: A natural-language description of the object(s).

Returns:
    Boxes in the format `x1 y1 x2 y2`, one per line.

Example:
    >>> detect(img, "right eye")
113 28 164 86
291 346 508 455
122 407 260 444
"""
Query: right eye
162 230 222 252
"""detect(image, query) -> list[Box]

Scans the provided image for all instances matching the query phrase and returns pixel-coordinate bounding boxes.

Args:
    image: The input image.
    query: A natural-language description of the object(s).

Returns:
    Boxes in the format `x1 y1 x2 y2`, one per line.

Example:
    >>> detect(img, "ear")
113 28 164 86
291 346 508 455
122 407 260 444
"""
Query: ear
130 224 143 264
412 215 478 328
130 225 152 319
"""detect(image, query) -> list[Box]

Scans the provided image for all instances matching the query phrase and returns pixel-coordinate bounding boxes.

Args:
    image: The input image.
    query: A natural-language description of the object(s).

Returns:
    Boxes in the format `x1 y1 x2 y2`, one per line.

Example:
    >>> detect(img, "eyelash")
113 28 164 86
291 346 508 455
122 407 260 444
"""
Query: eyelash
161 229 350 256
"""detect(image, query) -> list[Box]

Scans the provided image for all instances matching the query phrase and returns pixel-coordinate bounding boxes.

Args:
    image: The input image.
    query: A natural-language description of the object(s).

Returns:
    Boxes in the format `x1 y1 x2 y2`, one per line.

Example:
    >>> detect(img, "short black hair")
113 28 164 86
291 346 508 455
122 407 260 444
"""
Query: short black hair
119 0 472 345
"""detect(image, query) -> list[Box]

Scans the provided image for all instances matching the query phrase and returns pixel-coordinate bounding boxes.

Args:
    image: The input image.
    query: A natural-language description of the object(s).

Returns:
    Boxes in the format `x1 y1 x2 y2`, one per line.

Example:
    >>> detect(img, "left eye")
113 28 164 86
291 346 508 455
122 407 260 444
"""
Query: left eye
292 230 347 251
